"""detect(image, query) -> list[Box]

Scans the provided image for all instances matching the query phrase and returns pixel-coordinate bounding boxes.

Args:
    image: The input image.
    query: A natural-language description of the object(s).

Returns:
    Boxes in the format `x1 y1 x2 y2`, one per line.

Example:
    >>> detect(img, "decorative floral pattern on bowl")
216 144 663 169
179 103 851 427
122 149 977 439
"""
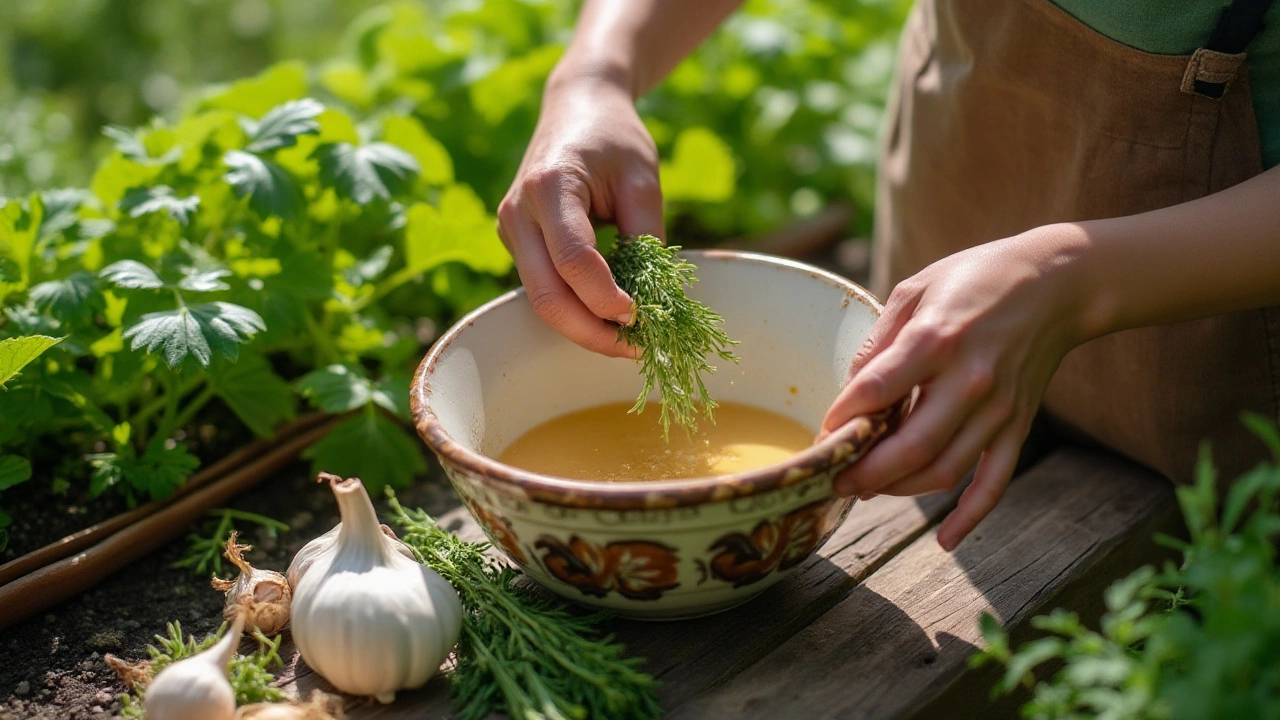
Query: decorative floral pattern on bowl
535 536 680 601
414 251 905 620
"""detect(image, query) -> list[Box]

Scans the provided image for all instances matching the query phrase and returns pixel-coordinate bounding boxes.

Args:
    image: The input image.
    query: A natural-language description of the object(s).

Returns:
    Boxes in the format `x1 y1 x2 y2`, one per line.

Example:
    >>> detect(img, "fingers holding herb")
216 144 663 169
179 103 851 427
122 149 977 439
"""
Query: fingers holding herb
607 234 739 438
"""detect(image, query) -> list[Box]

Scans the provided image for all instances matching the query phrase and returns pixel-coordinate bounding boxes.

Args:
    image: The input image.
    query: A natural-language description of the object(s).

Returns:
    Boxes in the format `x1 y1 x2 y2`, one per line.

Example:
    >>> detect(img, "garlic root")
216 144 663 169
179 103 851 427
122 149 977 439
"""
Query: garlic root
235 690 344 720
103 653 153 691
212 532 292 636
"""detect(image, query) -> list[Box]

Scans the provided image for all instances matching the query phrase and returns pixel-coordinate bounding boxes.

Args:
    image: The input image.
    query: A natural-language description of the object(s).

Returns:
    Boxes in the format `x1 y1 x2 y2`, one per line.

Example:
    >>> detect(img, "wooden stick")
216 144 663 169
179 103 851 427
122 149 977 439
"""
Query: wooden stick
0 419 338 630
0 412 331 587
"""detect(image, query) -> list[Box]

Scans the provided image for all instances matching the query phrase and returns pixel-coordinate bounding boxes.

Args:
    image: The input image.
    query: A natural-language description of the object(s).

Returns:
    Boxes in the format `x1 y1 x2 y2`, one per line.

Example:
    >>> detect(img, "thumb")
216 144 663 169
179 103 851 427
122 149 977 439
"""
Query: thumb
614 173 665 241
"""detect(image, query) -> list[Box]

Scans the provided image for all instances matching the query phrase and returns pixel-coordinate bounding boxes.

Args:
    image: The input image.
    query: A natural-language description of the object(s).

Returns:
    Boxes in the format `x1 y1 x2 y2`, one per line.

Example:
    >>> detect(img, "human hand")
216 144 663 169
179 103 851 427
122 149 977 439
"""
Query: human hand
820 226 1093 550
497 69 664 358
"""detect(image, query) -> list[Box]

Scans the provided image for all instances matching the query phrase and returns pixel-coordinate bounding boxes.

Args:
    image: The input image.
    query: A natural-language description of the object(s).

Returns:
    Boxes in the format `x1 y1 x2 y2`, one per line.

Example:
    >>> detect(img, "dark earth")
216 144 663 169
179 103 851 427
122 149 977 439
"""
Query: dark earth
0 239 869 720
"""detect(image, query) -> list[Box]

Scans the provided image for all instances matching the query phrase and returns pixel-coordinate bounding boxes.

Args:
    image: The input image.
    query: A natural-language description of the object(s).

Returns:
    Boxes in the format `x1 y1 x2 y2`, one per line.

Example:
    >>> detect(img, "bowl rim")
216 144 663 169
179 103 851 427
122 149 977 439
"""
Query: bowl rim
410 249 905 511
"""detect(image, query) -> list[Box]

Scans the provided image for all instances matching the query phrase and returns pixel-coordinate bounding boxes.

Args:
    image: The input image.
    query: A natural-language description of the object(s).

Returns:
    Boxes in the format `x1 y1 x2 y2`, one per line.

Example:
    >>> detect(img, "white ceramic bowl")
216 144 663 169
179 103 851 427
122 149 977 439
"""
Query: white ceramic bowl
412 250 903 620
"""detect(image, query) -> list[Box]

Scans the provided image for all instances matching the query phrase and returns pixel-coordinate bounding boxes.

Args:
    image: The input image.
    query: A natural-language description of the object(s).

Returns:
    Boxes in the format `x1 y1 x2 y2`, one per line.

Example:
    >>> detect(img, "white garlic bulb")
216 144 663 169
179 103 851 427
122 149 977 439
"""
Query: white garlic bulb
290 474 462 704
287 473 415 590
212 532 292 636
144 615 245 720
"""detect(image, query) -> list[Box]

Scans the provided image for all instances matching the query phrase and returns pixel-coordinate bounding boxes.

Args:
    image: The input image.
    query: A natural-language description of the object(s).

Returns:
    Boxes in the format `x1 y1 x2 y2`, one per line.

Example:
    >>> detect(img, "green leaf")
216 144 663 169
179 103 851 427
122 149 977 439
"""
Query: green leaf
100 260 165 290
102 126 181 166
295 364 375 413
314 142 419 205
660 127 736 203
242 99 324 154
119 186 201 225
469 45 563 126
303 412 425 495
202 61 309 119
343 245 393 287
403 185 512 276
29 272 100 324
177 267 232 293
372 373 411 419
223 151 303 219
38 188 90 240
382 115 453 186
127 440 202 501
0 455 33 491
1241 411 1280 459
209 355 296 437
124 302 265 367
0 335 63 386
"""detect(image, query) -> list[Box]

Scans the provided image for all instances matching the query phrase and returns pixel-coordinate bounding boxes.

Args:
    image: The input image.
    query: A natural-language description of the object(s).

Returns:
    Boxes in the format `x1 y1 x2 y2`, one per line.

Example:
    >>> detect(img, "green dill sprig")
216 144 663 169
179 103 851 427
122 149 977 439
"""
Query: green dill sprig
114 621 285 718
388 495 662 720
607 234 739 439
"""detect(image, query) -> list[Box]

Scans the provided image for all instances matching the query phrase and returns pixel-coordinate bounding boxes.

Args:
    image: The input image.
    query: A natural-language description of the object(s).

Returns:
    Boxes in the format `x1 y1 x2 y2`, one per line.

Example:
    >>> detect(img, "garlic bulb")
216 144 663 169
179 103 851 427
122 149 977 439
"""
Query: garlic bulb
286 473 415 590
144 615 245 720
290 474 462 704
235 690 343 720
212 532 292 636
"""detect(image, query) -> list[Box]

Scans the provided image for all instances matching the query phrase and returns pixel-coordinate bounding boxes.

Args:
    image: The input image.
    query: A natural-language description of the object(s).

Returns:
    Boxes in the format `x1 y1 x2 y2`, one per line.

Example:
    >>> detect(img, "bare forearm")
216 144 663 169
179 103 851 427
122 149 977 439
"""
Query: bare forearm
551 0 741 98
1047 166 1280 341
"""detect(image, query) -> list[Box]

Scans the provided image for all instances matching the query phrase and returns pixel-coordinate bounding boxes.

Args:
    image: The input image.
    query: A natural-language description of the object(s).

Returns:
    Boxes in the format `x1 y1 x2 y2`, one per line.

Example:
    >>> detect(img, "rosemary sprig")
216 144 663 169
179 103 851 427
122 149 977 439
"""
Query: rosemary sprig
607 234 739 439
388 495 662 720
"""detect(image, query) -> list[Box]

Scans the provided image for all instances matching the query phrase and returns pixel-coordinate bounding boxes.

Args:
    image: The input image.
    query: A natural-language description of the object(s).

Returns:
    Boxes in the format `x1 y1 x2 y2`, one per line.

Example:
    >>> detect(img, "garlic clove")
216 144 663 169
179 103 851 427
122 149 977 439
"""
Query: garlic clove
235 690 344 720
286 474 415 590
289 474 463 704
144 614 245 720
213 532 292 636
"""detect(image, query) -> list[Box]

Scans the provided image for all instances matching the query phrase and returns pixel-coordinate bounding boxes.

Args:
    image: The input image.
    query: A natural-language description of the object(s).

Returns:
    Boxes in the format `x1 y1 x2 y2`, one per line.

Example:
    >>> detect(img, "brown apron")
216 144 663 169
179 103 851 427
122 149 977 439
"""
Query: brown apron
873 0 1280 483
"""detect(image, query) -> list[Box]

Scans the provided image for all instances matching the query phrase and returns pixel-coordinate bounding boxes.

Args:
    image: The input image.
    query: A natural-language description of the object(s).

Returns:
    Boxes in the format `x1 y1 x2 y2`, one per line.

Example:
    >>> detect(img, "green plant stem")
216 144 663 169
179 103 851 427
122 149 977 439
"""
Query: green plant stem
130 375 205 431
168 385 216 436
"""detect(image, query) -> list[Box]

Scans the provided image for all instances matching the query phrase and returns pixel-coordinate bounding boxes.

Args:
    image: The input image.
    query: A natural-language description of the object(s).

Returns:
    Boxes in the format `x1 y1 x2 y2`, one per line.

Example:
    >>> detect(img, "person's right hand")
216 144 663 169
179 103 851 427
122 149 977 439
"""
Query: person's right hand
497 70 663 358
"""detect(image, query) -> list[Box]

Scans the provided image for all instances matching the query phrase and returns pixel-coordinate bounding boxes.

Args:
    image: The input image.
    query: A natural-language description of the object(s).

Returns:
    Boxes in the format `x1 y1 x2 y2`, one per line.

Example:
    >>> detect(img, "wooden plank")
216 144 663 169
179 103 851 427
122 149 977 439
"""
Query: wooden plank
668 447 1179 720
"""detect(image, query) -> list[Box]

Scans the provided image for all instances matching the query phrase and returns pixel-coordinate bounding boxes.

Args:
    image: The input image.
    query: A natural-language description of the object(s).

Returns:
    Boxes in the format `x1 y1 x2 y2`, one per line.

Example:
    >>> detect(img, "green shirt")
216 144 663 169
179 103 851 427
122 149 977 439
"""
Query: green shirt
1053 0 1280 169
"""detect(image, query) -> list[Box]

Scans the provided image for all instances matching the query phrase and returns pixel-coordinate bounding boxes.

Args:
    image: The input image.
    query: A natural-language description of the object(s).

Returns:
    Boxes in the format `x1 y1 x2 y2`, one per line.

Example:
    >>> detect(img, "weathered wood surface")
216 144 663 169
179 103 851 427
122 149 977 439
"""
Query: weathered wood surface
670 448 1178 719
277 445 1178 720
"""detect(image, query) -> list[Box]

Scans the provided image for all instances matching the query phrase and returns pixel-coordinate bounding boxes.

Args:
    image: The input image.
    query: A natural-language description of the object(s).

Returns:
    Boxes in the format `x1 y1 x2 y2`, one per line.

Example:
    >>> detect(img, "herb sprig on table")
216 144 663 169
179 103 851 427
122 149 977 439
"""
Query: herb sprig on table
607 234 739 439
389 496 662 720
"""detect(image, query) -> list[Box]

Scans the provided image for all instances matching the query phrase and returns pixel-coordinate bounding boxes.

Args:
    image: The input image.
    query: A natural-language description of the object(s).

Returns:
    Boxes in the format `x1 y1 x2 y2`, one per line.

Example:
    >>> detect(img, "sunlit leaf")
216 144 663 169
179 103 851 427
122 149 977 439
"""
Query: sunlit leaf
177 267 232 293
242 98 324 154
295 364 375 413
469 45 563 126
302 412 425 495
100 260 164 290
223 151 304 219
119 186 201 225
124 302 265 367
30 272 100 324
38 188 91 240
403 185 511 275
0 335 63 387
314 142 419 205
202 61 309 119
660 128 736 203
102 126 181 166
382 115 453 186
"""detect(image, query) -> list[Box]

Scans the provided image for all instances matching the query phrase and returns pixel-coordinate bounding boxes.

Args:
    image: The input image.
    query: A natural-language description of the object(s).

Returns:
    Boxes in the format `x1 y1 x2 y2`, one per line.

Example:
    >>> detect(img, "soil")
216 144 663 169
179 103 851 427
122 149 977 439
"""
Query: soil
0 239 871 720
0 457 461 720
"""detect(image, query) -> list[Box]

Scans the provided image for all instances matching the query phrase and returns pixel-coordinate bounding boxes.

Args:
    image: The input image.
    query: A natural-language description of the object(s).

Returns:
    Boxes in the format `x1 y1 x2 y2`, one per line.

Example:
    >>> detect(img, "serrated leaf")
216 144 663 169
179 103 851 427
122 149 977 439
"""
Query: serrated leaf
314 142 419 205
371 372 411 419
343 245 393 287
0 455 32 491
100 260 165 289
242 98 324 153
38 188 90 240
177 267 232 293
660 127 736 203
209 355 296 437
382 115 453 185
29 272 100 323
0 335 63 386
124 301 265 367
127 440 201 501
119 186 201 225
102 126 181 166
223 151 303 219
403 186 512 276
295 364 375 413
303 412 425 495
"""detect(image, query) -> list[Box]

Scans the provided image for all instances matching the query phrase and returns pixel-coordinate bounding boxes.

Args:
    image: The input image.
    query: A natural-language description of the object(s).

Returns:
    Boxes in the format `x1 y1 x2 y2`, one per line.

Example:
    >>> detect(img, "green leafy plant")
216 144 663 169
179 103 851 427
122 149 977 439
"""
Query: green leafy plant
390 495 662 720
974 413 1280 720
174 508 290 577
608 234 739 438
115 621 286 718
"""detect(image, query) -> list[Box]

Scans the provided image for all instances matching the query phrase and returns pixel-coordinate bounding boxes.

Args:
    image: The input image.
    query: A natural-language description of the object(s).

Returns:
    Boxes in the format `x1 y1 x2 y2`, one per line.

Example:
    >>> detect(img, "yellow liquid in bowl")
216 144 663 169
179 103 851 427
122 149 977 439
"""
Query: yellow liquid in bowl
497 401 815 482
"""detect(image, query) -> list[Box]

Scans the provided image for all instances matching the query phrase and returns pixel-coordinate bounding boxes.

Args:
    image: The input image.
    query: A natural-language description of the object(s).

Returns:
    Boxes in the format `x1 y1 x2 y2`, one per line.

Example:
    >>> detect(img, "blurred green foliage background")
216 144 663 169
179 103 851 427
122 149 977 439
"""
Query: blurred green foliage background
0 0 910 238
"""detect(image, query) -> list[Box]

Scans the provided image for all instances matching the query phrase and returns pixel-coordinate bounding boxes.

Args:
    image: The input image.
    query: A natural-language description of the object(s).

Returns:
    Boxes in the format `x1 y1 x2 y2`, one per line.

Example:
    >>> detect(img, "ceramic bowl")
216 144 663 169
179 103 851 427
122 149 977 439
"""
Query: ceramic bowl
411 250 903 620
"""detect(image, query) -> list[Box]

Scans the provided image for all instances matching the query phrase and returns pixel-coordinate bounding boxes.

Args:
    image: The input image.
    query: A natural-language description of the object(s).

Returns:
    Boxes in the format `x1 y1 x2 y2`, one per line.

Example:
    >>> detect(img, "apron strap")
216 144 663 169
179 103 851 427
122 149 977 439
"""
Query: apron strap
1183 0 1275 99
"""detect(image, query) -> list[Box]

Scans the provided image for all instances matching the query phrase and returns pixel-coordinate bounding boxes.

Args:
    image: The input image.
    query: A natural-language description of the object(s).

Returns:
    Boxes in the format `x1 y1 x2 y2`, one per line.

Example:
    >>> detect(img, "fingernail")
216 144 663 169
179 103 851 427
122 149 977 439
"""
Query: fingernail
858 492 874 502
815 430 830 444
613 312 633 326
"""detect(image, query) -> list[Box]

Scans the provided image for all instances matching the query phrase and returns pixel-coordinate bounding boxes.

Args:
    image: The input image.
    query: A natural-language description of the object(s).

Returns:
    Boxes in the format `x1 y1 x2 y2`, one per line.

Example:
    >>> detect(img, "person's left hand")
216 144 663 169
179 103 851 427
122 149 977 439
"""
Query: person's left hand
819 225 1093 551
